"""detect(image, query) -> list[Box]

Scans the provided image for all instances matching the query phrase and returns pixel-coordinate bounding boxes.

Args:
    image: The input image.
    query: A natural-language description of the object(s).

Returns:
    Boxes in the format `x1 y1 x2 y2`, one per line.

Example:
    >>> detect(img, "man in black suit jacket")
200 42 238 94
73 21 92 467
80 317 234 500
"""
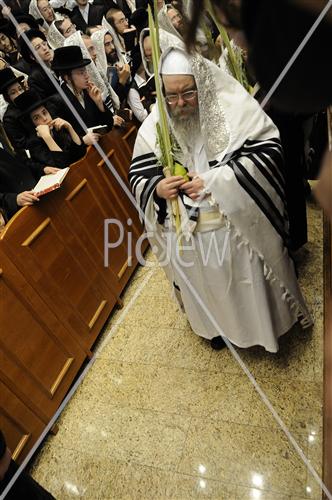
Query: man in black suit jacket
0 148 44 219
0 67 28 156
51 46 114 142
95 0 132 20
70 0 105 33
19 29 59 98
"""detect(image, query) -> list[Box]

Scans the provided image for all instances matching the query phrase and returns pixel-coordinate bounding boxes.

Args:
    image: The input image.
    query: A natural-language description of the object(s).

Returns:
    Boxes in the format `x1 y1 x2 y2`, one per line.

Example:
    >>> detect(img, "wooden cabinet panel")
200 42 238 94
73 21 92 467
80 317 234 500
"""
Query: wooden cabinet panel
0 249 86 420
110 124 138 162
94 142 143 234
71 152 138 291
86 135 148 291
0 382 45 463
1 206 110 350
56 159 132 291
0 124 146 462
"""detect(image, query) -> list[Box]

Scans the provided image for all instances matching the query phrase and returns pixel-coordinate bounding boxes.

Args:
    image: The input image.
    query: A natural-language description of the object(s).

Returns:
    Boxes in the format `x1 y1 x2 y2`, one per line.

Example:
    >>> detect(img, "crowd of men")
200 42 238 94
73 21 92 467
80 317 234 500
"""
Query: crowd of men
0 0 171 223
0 0 331 497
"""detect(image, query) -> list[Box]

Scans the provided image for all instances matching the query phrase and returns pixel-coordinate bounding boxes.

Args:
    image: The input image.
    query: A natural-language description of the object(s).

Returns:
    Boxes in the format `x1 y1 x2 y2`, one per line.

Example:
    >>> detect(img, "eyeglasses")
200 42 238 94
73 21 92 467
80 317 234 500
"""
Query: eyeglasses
40 5 53 12
115 17 128 25
165 89 197 105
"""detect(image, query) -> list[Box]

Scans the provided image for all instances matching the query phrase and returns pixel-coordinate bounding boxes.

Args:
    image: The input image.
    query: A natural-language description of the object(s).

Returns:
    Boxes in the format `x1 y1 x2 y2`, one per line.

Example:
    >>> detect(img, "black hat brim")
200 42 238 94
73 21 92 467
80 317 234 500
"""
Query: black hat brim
15 15 40 30
0 75 24 94
17 96 52 118
52 58 91 72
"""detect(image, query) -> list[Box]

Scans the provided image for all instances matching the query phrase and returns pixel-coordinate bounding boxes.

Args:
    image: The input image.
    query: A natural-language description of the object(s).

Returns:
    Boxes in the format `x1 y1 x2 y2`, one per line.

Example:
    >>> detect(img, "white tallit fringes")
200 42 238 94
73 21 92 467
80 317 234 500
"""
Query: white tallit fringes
228 218 313 329
207 192 220 210
300 316 313 329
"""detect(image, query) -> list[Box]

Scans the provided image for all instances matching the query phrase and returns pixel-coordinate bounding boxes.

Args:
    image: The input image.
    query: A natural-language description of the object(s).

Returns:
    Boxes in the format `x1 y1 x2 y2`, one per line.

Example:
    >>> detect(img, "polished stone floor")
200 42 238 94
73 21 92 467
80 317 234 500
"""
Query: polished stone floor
31 200 325 499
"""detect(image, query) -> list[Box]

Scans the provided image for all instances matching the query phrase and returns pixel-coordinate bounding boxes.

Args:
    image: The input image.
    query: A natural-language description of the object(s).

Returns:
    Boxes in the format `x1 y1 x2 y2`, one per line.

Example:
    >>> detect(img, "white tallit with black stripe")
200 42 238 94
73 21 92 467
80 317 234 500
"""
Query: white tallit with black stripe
129 48 312 352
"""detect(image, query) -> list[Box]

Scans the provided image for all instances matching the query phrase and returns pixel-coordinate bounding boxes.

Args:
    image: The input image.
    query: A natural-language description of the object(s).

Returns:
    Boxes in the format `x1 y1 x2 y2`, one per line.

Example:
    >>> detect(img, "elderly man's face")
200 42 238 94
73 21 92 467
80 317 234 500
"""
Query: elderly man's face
162 74 198 120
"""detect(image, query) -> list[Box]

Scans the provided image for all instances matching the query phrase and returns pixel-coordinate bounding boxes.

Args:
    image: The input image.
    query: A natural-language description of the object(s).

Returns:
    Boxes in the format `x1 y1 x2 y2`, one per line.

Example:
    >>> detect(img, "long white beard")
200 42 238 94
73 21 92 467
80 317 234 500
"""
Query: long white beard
170 108 200 169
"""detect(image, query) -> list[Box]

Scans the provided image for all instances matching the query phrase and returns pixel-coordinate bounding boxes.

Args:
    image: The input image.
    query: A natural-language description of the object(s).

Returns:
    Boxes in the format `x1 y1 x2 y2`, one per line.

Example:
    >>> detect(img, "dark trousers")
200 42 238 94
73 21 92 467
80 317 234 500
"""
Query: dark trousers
0 460 55 499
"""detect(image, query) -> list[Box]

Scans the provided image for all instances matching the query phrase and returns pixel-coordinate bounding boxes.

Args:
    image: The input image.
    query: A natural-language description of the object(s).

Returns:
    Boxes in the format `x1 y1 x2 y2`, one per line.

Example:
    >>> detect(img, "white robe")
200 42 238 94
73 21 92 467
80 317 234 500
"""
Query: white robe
130 106 312 353
129 46 312 353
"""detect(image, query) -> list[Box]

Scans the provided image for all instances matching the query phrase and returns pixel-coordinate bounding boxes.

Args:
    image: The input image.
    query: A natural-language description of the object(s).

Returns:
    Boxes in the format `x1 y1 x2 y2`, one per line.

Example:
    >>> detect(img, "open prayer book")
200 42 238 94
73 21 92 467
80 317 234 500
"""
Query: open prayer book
33 167 70 197
137 75 155 99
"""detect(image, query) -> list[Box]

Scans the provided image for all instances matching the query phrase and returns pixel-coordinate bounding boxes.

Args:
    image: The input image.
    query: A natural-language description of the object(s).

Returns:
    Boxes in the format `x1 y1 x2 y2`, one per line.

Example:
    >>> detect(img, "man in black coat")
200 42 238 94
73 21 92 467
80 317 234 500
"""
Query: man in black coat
51 46 114 142
70 0 105 33
19 29 58 98
0 430 55 499
0 143 59 219
95 0 132 20
0 67 28 156
0 148 41 219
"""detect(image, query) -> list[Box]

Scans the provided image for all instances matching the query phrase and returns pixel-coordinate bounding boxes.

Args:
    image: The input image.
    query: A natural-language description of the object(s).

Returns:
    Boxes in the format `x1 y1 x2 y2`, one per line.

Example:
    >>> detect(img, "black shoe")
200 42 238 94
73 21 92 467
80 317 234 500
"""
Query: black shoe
210 336 227 350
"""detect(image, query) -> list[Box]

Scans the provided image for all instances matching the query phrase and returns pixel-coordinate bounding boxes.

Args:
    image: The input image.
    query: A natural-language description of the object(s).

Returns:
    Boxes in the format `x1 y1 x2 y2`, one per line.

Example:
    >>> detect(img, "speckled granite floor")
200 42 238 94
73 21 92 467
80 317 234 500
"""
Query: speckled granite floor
30 199 324 500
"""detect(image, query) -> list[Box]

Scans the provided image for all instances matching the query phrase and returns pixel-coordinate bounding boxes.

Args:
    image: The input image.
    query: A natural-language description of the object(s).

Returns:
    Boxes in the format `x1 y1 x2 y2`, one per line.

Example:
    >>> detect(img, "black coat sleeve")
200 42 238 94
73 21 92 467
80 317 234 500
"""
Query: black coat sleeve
29 143 72 169
0 191 19 218
68 141 87 165
28 68 58 99
0 430 6 460
3 112 29 153
113 81 131 103
28 135 86 169
96 101 114 131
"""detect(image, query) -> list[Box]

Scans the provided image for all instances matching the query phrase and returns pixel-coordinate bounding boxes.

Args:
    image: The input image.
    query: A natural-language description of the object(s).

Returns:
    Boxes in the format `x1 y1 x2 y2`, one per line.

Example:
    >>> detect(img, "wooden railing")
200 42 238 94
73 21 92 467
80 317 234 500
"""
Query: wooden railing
0 124 146 463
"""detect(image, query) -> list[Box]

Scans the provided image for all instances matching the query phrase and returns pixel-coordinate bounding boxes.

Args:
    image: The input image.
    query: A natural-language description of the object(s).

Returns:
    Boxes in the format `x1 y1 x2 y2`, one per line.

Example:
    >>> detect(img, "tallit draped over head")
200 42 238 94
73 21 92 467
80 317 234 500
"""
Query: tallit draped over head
130 46 312 332
139 28 152 77
101 17 128 65
157 4 207 54
29 0 60 31
158 5 182 40
157 5 185 53
159 47 276 163
90 28 120 109
91 28 109 77
161 48 193 76
64 31 109 95
47 18 65 49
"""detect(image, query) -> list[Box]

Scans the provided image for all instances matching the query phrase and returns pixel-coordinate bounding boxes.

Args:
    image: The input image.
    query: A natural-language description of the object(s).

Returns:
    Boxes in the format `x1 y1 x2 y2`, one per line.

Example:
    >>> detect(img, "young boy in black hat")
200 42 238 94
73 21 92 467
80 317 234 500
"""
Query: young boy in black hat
51 45 114 145
15 88 87 168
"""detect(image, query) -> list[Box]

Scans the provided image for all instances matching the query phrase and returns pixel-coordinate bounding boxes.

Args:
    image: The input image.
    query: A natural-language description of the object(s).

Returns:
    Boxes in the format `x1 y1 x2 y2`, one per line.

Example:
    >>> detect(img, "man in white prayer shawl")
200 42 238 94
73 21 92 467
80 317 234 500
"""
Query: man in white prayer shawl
129 47 312 352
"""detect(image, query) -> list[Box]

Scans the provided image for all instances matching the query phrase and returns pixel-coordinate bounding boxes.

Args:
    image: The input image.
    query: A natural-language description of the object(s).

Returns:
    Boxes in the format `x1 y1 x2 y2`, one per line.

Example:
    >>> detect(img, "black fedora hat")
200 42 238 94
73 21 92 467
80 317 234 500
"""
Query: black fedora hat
0 21 16 40
19 28 48 64
15 14 43 32
51 46 91 72
0 68 24 94
14 89 51 117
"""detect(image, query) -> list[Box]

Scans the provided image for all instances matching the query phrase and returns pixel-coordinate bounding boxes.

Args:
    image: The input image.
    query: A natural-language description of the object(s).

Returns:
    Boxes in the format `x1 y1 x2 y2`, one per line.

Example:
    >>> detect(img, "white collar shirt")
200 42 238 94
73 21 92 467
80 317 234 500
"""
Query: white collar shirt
79 3 89 23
